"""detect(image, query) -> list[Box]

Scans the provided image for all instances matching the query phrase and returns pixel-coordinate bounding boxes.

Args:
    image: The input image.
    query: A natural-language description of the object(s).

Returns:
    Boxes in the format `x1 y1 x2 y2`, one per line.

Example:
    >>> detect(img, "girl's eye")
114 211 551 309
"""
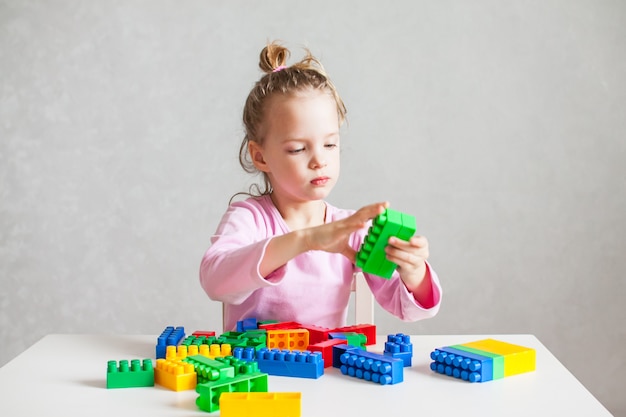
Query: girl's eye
325 143 338 149
288 148 305 154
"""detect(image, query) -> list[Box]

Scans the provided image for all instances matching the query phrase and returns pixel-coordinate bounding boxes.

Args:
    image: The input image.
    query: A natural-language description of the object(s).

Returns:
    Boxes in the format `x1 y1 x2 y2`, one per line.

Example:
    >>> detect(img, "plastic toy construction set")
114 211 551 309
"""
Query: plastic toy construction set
107 320 536 415
105 209 536 414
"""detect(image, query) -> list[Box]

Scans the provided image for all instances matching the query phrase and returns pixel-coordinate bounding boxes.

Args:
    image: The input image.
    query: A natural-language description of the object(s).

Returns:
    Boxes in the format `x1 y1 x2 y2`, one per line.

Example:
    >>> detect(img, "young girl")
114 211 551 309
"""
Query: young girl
200 41 442 331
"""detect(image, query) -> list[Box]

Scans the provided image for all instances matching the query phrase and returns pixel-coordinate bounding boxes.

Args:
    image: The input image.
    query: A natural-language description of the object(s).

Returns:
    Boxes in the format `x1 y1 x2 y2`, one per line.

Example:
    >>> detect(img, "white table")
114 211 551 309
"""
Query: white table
0 334 612 416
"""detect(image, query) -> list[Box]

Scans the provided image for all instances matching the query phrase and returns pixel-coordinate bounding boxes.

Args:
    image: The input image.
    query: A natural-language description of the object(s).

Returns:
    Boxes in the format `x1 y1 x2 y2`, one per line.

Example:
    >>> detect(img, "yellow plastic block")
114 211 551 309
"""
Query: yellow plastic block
165 345 193 360
267 329 309 350
154 358 197 391
220 392 301 417
461 339 536 377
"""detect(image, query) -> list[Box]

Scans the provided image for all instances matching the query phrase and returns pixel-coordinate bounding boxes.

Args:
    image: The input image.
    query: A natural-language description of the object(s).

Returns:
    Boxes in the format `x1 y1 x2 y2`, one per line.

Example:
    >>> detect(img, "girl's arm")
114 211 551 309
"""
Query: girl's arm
259 202 388 277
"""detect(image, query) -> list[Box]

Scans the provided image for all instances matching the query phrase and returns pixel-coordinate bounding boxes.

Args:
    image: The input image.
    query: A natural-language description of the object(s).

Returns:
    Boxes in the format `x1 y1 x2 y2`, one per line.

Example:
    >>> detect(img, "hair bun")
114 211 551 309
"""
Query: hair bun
259 41 290 73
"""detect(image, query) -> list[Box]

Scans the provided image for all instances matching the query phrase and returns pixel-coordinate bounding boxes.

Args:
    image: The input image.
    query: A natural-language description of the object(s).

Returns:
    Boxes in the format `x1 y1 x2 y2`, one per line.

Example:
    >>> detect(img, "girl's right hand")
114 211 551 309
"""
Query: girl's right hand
303 201 389 263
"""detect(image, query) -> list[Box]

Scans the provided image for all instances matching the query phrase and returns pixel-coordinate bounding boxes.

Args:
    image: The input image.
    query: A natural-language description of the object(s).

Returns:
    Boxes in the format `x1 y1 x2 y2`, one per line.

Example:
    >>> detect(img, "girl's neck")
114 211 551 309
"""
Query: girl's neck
269 193 327 230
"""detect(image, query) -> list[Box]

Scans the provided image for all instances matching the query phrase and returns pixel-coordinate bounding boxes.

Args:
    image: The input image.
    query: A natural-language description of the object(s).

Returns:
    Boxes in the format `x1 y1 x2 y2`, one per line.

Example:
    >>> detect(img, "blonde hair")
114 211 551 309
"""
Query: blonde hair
236 41 347 199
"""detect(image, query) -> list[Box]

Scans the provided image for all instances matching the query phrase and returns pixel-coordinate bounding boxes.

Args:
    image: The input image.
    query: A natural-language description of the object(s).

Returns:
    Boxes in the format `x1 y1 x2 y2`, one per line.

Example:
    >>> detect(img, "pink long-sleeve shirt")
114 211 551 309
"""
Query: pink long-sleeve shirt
200 195 442 331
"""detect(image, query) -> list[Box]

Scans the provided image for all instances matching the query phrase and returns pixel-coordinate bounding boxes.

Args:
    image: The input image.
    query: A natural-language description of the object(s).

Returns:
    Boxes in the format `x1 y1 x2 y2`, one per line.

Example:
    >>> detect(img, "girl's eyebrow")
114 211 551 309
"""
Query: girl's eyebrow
282 132 339 143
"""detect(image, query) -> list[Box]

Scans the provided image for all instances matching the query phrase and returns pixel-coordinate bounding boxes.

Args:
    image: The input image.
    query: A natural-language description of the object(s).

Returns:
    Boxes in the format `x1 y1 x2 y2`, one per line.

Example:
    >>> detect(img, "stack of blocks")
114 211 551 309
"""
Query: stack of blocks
384 333 413 367
430 338 536 383
356 208 417 279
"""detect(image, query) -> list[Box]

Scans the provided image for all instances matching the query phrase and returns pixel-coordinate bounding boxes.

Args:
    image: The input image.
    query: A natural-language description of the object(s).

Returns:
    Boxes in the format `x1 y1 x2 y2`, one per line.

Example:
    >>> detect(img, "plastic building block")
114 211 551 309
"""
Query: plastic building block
458 339 536 377
106 359 154 389
308 339 347 368
218 331 267 351
332 344 403 385
215 356 262 376
154 358 197 391
256 348 324 379
220 392 301 417
195 370 269 413
430 346 494 383
332 324 376 345
233 346 257 362
258 321 302 331
267 329 309 350
329 332 366 349
183 334 217 347
183 354 236 383
156 326 185 359
298 323 331 345
384 333 413 367
237 318 258 332
449 344 504 379
356 208 416 279
192 331 216 338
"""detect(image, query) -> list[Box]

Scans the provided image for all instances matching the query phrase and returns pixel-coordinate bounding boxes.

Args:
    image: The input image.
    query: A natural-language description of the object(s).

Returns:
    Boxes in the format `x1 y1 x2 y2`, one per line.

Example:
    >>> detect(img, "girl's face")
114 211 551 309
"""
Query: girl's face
249 89 341 205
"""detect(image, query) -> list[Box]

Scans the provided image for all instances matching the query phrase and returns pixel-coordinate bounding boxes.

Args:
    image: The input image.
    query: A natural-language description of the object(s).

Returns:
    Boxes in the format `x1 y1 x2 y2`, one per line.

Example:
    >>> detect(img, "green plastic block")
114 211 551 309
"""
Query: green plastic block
182 335 217 346
195 372 269 413
215 356 261 376
106 359 154 389
450 345 505 379
183 355 235 383
356 208 417 279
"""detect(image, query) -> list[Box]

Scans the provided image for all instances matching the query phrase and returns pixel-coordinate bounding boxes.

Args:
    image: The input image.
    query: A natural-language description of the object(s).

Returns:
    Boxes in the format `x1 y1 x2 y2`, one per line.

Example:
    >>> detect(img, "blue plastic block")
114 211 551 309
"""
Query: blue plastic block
430 346 494 383
384 333 413 367
233 346 257 362
237 318 259 332
156 326 185 359
332 344 403 385
256 348 324 379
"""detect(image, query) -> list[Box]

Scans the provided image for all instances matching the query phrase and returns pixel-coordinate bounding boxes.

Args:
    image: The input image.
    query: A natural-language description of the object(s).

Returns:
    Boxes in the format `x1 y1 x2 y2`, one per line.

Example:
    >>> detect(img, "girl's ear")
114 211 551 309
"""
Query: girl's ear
248 141 270 172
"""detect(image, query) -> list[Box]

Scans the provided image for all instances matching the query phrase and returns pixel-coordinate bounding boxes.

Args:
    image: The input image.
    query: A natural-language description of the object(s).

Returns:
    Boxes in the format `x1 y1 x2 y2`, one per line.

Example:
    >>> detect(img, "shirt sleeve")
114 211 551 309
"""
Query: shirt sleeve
199 202 287 305
363 261 442 322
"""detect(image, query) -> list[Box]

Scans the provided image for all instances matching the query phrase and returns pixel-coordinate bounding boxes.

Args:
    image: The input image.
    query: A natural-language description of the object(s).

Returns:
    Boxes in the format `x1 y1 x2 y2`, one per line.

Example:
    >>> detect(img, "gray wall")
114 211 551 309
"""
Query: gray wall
1 0 624 415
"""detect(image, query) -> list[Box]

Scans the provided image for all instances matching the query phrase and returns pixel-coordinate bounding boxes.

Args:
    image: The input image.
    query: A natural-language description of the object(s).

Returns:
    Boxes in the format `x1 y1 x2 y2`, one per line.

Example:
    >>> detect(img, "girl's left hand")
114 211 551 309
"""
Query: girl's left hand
385 235 430 291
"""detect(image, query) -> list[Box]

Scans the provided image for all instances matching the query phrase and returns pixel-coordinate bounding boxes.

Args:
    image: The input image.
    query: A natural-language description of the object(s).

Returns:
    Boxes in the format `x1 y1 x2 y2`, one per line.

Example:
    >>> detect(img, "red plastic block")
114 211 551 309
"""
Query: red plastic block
192 331 216 337
299 323 331 345
258 321 302 331
332 324 376 345
308 339 347 368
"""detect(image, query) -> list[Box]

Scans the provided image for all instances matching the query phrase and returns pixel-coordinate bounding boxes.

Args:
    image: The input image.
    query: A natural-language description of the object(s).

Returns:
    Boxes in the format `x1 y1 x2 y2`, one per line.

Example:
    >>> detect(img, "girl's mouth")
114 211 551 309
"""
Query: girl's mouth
311 177 330 186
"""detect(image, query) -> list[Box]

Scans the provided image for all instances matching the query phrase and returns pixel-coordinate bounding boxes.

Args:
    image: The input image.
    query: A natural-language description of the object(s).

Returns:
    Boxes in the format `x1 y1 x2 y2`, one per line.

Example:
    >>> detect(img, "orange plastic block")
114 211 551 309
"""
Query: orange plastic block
219 392 301 417
154 358 197 391
267 329 309 350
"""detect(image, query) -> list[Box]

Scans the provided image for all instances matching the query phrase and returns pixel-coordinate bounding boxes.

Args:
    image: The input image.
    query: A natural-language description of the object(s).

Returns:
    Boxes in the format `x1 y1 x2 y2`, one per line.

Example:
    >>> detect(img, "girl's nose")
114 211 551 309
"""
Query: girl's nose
310 154 327 169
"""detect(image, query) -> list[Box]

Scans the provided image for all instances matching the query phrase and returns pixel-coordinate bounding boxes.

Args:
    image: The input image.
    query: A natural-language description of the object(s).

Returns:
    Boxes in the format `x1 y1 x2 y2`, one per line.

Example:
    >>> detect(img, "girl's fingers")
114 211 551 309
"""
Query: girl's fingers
389 235 427 248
